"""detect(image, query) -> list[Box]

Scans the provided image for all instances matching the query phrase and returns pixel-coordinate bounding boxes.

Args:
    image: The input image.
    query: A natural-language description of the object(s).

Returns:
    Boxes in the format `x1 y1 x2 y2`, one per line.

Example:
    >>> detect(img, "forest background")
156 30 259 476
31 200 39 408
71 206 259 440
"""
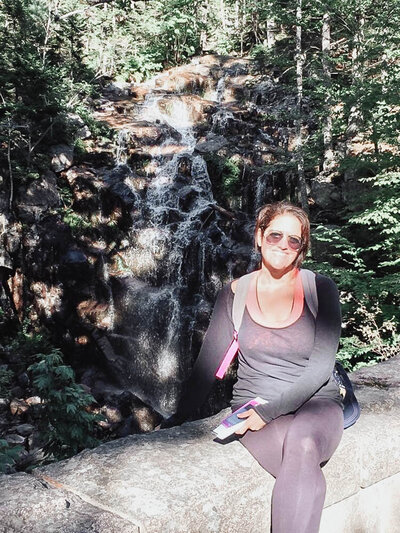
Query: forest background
0 0 399 469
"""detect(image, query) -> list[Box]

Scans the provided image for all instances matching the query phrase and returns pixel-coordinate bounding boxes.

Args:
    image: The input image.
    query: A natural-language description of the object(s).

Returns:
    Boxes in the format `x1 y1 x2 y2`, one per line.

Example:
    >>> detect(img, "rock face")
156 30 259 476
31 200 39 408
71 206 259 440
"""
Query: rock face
0 54 351 442
0 357 399 533
16 171 61 221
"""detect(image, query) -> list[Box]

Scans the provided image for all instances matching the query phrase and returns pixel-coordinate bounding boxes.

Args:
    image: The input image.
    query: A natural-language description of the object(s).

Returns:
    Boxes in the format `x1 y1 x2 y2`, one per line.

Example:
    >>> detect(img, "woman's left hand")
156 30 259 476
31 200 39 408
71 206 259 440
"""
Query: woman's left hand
235 408 266 435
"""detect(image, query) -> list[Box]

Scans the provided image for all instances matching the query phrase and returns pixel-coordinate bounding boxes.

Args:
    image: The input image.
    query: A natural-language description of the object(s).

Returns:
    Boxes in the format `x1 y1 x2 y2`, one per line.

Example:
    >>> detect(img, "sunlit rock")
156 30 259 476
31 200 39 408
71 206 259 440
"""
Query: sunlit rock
50 144 74 172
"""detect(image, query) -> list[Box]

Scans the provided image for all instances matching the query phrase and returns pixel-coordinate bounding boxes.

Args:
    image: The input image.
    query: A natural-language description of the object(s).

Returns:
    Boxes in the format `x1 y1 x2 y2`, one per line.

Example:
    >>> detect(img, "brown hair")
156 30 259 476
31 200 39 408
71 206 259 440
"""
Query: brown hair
254 201 310 267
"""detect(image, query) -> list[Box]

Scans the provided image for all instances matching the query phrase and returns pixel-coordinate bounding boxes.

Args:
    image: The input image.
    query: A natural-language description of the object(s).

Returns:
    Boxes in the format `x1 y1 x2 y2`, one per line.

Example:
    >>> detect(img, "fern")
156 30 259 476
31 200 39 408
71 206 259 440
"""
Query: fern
0 440 23 474
29 349 102 461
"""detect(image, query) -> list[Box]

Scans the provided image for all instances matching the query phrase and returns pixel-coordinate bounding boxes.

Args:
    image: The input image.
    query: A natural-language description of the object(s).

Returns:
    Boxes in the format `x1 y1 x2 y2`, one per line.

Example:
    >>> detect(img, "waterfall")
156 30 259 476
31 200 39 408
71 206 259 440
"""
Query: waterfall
214 76 226 104
211 108 234 134
115 129 130 166
255 172 270 210
107 90 225 416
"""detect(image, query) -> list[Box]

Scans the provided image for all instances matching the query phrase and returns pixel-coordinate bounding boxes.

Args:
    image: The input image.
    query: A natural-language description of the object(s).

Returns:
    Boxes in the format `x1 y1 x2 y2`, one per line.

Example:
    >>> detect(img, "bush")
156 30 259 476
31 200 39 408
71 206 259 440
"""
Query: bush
0 440 23 474
0 367 13 397
29 349 101 461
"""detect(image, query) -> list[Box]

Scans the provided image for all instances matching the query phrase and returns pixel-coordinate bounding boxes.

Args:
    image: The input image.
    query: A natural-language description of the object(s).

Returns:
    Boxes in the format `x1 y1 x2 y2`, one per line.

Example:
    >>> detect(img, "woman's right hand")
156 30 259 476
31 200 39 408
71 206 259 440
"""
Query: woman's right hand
235 408 267 435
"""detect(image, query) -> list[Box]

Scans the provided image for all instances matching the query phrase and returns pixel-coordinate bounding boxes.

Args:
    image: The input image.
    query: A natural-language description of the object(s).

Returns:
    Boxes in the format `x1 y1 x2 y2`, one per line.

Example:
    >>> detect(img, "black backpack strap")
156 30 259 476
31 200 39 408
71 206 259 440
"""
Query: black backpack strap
300 269 318 319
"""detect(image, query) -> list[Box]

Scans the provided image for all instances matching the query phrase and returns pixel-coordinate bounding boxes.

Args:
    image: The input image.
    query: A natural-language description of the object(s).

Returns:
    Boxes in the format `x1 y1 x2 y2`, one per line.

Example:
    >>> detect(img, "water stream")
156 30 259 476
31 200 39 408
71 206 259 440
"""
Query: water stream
108 88 237 416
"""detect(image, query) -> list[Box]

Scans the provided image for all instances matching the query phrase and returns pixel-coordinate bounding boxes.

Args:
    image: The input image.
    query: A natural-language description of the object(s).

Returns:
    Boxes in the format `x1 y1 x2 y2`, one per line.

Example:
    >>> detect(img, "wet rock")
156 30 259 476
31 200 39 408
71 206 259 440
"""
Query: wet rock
5 433 25 445
2 220 21 255
14 424 34 437
30 281 63 320
0 248 12 270
0 398 9 413
17 372 29 388
61 248 88 265
178 185 199 211
104 165 141 207
101 405 123 425
311 179 341 209
195 134 228 153
130 85 151 100
50 144 74 172
129 120 165 144
10 386 24 398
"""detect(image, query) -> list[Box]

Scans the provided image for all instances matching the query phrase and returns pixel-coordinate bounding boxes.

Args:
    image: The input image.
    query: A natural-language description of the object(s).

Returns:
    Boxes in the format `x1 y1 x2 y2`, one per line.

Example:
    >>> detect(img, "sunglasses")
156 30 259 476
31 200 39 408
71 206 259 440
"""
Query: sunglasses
264 231 302 251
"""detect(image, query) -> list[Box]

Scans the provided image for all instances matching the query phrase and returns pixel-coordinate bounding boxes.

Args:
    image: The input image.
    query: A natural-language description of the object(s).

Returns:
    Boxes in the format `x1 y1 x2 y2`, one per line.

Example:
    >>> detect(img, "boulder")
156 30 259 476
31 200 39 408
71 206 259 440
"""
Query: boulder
311 179 341 209
195 134 228 153
50 145 74 172
16 171 61 221
67 113 91 140
104 81 131 97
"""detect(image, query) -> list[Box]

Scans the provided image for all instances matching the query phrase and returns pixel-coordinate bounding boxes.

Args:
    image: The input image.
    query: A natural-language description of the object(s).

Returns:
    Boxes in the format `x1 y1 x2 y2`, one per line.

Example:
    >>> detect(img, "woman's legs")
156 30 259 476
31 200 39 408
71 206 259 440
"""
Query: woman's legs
239 412 295 477
239 398 344 533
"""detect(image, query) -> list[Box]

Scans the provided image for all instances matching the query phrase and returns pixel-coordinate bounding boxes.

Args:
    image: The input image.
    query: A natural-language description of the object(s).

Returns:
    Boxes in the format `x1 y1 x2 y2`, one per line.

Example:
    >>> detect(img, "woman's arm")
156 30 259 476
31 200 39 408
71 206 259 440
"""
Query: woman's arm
162 284 235 427
254 273 341 423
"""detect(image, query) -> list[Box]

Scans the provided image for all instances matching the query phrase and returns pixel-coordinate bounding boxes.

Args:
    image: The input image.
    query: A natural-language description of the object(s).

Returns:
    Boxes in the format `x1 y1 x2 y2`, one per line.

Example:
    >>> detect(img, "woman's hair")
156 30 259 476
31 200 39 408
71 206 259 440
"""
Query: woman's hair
254 201 310 267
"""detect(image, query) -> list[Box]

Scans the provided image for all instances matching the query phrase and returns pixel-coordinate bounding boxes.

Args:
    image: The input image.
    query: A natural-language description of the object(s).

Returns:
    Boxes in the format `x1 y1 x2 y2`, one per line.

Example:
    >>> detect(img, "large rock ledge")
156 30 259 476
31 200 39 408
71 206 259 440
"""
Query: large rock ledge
1 357 400 533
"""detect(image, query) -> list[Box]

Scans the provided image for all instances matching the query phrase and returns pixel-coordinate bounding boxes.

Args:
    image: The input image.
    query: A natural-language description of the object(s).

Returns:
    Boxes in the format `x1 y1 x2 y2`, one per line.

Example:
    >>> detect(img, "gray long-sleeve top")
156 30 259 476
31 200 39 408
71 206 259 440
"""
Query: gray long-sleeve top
177 272 343 423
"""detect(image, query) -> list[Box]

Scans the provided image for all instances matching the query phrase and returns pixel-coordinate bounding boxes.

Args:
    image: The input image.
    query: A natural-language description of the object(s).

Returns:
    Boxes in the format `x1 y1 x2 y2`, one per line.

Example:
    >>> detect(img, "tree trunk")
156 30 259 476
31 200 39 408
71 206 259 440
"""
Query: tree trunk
295 0 308 212
221 0 227 31
240 0 246 56
265 2 276 48
200 0 208 52
322 11 334 171
345 13 365 180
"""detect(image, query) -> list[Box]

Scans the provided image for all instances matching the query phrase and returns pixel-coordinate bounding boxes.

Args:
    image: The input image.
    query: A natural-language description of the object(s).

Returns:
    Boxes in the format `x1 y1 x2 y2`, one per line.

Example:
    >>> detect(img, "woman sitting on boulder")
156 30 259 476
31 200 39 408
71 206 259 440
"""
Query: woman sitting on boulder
161 201 344 533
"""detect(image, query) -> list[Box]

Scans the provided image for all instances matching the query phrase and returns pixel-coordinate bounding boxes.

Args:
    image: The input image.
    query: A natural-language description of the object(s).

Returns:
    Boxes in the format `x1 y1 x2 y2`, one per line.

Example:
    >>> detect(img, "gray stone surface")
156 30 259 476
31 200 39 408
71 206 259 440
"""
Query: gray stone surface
0 357 400 532
37 417 272 533
0 473 139 533
50 145 74 172
320 472 400 533
16 171 61 221
195 134 228 153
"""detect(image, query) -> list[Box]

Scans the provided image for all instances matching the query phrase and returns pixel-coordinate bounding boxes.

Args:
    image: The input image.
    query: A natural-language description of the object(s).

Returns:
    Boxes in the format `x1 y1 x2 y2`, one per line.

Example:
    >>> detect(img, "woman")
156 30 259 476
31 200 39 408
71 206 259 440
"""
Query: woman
163 201 344 533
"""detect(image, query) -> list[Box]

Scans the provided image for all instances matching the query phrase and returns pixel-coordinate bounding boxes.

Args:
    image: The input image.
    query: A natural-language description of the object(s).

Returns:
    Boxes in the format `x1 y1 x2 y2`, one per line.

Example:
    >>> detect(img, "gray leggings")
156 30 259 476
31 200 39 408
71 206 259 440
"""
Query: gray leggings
238 398 344 533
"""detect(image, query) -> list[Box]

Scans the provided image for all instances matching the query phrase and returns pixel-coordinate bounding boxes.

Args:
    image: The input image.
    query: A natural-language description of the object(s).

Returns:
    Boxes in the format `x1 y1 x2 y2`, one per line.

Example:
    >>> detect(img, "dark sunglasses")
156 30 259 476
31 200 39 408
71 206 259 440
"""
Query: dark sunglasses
264 231 302 251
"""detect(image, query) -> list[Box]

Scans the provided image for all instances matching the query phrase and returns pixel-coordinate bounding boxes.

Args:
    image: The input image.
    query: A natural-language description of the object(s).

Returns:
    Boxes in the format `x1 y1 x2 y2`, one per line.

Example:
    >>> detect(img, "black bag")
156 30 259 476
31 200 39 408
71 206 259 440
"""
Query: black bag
333 361 361 429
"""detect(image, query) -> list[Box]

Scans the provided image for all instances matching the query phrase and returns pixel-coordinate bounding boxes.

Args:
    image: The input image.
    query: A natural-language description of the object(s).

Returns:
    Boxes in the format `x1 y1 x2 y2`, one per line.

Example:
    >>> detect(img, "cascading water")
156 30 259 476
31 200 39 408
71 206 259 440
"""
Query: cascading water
115 129 130 166
99 58 272 419
106 90 236 416
214 76 226 104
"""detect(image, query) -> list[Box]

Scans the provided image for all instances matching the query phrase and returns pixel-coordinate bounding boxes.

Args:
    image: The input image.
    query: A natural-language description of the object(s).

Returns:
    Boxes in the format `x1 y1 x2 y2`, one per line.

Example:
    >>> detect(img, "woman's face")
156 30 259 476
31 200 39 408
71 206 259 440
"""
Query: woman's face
257 213 302 273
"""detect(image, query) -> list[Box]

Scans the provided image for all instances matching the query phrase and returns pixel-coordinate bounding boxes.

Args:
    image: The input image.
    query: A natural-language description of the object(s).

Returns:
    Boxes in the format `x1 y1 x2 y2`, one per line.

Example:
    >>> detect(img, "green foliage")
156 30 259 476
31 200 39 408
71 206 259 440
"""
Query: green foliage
6 318 53 371
205 154 242 207
307 169 400 369
348 172 400 271
0 440 23 474
250 45 273 72
222 158 241 197
0 367 13 397
29 349 101 461
73 138 87 159
62 209 92 235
